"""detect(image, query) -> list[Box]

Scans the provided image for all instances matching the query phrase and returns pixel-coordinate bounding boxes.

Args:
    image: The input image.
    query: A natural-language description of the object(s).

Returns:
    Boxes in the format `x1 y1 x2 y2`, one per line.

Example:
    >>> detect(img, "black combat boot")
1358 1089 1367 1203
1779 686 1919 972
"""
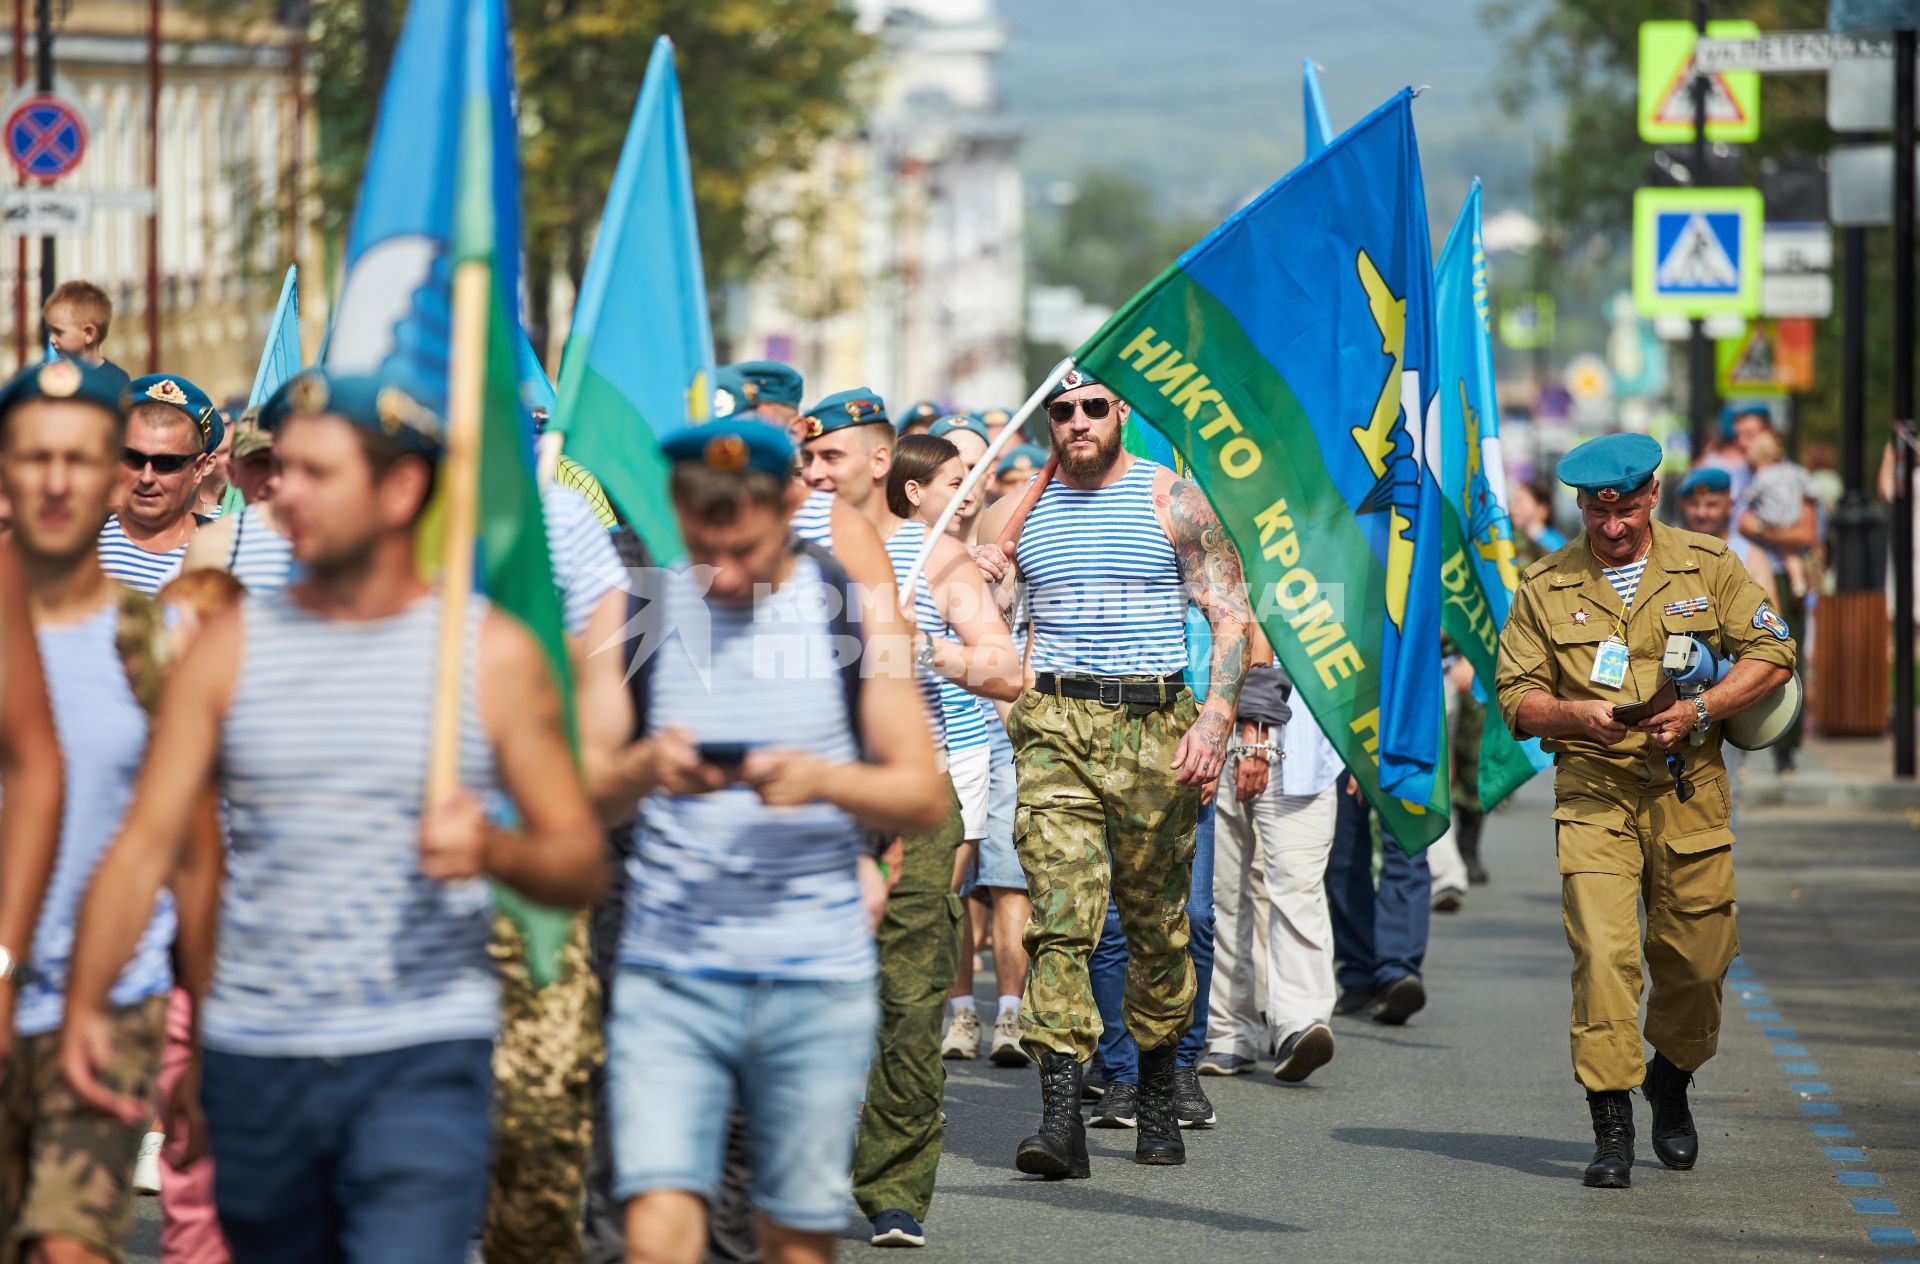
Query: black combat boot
1644 1052 1698 1170
1134 1042 1186 1165
1015 1051 1090 1179
1583 1090 1635 1188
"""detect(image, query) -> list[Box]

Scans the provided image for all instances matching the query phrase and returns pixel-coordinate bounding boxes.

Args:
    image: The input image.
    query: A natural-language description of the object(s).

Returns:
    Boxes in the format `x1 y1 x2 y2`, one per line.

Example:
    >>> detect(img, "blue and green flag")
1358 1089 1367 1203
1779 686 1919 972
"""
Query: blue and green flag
1303 59 1334 157
1076 90 1448 852
222 264 302 515
326 0 573 985
1434 180 1550 808
552 36 714 564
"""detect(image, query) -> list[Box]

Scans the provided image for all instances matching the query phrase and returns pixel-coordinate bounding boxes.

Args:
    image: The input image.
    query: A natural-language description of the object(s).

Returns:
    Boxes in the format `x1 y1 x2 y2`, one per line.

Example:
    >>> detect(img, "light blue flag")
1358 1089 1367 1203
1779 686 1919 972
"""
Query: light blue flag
551 36 715 563
1435 180 1551 806
249 266 301 407
1303 59 1334 158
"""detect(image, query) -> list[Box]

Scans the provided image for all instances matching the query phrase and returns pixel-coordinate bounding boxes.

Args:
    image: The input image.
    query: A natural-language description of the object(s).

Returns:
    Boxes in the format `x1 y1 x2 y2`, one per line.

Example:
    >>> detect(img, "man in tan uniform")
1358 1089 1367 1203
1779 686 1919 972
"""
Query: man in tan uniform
1494 433 1794 1190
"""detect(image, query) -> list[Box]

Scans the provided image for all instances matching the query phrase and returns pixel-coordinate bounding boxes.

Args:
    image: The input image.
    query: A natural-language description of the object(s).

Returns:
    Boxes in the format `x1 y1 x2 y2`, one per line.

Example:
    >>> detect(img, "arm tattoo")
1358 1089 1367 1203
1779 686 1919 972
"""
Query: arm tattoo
1168 478 1251 712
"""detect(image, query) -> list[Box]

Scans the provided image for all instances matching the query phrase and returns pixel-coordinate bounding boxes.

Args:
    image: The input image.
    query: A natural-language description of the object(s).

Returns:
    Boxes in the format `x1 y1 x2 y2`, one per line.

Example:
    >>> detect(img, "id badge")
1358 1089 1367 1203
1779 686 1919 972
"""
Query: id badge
1590 637 1629 690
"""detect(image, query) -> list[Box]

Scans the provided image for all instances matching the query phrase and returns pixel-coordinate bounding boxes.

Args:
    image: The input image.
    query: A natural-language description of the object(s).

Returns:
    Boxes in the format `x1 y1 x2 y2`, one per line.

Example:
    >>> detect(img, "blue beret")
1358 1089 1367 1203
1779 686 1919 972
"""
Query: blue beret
260 367 445 458
1557 433 1663 501
996 443 1048 476
897 400 943 432
659 419 794 479
1677 466 1732 497
801 388 890 441
975 406 1013 431
714 360 803 417
127 373 223 453
0 358 125 421
930 413 988 444
1043 367 1105 408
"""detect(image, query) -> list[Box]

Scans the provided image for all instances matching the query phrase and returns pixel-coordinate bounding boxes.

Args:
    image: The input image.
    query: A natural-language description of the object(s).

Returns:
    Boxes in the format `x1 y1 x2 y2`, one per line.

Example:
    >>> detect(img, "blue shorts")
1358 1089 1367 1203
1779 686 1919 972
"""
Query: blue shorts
200 1039 493 1264
607 965 878 1232
966 719 1025 894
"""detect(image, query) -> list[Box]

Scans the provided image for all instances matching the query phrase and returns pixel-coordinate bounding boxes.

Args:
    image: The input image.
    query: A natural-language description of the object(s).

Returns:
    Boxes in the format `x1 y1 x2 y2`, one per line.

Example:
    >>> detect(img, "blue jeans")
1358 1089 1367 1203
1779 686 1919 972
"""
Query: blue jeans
201 1039 494 1264
1325 786 1429 992
606 966 878 1233
1090 797 1215 1080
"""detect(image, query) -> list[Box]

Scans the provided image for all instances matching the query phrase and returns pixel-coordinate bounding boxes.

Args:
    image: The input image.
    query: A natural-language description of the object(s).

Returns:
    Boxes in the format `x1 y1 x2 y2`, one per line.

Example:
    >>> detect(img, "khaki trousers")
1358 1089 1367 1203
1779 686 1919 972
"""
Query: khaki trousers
1553 766 1740 1092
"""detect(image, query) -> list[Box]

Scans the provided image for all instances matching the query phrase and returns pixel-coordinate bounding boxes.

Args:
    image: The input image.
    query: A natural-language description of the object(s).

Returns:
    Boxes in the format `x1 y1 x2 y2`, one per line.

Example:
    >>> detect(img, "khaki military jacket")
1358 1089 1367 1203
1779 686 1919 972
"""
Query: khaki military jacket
1495 521 1798 794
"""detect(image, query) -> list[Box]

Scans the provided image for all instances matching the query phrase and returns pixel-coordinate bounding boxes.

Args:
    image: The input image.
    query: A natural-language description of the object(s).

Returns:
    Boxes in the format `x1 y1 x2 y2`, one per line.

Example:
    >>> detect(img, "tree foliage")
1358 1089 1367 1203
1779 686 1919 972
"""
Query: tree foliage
1028 169 1213 310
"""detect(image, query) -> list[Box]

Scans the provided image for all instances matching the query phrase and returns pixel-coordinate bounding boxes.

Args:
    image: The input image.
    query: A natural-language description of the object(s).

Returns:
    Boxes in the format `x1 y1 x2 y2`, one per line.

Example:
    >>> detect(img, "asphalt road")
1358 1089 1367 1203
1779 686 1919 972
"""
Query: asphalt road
122 775 1918 1263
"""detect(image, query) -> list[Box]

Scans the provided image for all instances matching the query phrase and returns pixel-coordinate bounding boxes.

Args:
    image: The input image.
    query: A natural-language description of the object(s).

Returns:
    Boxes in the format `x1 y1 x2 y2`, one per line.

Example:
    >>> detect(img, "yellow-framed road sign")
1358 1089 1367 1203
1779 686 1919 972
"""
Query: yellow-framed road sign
1638 20 1762 145
1632 186 1765 320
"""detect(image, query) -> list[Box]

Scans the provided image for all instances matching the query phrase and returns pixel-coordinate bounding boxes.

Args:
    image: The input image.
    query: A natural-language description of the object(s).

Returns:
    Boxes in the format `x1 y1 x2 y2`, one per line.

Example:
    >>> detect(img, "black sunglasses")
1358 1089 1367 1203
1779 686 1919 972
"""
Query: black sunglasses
1047 397 1115 424
120 447 197 475
1666 752 1695 804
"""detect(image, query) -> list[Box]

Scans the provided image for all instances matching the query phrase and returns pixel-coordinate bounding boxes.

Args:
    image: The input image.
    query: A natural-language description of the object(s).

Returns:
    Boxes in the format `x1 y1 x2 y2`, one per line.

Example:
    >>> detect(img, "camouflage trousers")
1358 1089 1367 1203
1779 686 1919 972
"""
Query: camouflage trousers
852 777 963 1222
483 911 600 1264
1008 689 1201 1062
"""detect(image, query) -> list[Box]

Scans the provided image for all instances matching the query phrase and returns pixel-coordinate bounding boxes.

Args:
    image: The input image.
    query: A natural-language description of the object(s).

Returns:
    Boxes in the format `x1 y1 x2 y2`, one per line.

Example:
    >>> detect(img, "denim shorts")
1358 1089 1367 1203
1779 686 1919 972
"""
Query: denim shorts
966 719 1025 894
606 965 878 1232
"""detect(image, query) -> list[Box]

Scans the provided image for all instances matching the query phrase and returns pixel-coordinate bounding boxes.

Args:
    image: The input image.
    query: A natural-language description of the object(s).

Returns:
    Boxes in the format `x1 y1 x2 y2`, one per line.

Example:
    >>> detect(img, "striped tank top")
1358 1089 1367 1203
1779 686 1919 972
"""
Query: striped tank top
98 514 190 595
791 487 835 550
542 482 623 637
225 504 301 594
1017 459 1188 676
205 589 499 1057
621 555 873 981
939 683 990 753
884 519 947 746
12 603 174 1036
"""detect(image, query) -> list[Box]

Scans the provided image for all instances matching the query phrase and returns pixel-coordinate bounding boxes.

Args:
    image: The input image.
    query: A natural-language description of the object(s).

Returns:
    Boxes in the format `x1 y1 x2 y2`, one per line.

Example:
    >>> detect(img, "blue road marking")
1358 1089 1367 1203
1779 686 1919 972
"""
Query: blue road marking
1869 1227 1918 1245
1840 1173 1886 1188
1764 1026 1797 1038
1814 1124 1855 1138
1738 992 1770 1006
1853 1198 1900 1215
1826 1147 1869 1162
1804 1102 1843 1116
1793 1081 1831 1096
1772 1043 1810 1056
1782 1062 1822 1075
1749 1011 1784 1021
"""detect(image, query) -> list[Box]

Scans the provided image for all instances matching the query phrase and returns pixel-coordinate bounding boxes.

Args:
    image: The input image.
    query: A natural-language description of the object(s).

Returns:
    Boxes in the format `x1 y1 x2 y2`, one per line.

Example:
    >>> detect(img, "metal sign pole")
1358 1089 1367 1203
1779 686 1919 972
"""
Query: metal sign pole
1688 0 1714 462
1894 27 1916 778
33 0 50 332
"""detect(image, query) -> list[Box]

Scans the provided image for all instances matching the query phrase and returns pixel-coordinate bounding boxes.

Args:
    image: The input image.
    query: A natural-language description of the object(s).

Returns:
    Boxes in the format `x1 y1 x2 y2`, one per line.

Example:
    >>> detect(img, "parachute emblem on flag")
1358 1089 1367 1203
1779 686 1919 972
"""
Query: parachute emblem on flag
1347 251 1421 636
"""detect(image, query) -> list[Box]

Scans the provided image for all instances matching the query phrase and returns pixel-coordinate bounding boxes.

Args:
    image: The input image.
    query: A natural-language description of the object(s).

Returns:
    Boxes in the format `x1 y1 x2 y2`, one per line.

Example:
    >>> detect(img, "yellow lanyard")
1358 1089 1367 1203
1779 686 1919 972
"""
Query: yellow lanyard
1595 541 1650 643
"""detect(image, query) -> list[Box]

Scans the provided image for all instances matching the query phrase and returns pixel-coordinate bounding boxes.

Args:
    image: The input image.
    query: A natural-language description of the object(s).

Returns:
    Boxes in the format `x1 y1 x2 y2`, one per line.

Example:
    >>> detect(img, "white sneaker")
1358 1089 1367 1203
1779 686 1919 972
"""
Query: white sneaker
133 1131 164 1195
941 1008 981 1060
989 1010 1029 1066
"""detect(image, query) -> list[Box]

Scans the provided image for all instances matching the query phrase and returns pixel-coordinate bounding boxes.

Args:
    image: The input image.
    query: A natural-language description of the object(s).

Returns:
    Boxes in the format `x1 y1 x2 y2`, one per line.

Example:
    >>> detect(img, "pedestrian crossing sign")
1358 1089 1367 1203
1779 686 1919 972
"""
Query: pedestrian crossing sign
1638 20 1762 145
1632 187 1764 320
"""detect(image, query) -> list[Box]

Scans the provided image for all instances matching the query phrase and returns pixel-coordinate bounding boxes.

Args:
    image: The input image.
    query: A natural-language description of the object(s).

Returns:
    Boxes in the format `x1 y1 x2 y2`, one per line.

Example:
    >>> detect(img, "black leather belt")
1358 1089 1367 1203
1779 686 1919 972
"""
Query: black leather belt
1033 672 1186 709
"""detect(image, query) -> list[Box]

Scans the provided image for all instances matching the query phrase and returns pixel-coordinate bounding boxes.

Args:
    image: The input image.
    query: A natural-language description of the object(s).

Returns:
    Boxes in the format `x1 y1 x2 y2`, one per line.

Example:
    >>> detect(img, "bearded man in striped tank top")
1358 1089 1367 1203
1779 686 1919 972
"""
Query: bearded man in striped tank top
974 369 1252 1177
60 365 605 1262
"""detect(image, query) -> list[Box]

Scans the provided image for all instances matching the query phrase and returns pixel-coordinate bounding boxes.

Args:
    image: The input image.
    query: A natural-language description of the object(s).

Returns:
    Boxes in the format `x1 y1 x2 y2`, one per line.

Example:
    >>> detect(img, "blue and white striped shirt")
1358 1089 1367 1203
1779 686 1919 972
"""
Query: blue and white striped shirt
204 589 499 1057
1017 459 1187 676
543 482 623 636
12 603 174 1036
226 505 300 594
1602 556 1650 611
940 685 990 753
885 519 947 746
620 555 873 982
98 514 190 595
791 487 835 551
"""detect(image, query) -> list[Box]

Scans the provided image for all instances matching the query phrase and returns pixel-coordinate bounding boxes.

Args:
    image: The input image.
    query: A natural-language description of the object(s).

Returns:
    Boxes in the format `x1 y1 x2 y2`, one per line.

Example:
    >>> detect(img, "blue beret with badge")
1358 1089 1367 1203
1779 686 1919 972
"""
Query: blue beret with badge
1677 466 1732 498
997 443 1048 476
714 360 804 418
930 413 988 444
1557 432 1663 501
260 366 446 458
0 357 126 421
801 388 890 441
898 400 942 431
1043 367 1106 408
128 372 224 454
659 417 794 479
975 406 1012 431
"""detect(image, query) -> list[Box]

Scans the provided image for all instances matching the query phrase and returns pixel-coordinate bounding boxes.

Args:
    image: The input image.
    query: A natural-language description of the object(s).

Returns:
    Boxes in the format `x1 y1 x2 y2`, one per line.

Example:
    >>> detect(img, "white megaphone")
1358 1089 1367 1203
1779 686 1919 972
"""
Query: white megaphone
1661 635 1803 751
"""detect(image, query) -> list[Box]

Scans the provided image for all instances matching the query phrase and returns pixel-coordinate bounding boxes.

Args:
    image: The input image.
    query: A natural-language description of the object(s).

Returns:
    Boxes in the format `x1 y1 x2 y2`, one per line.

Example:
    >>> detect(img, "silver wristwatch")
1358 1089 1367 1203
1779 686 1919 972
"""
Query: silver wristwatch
1691 697 1711 733
915 631 936 669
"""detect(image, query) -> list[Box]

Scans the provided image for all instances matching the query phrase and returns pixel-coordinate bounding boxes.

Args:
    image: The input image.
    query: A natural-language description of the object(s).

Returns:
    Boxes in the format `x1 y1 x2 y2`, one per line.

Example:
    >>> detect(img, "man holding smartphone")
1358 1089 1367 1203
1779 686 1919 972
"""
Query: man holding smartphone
1495 433 1795 1191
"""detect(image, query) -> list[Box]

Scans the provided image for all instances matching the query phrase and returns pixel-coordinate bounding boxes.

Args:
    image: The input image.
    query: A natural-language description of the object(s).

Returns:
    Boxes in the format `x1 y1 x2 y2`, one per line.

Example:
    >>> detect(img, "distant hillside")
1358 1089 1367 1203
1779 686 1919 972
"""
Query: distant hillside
998 0 1554 229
